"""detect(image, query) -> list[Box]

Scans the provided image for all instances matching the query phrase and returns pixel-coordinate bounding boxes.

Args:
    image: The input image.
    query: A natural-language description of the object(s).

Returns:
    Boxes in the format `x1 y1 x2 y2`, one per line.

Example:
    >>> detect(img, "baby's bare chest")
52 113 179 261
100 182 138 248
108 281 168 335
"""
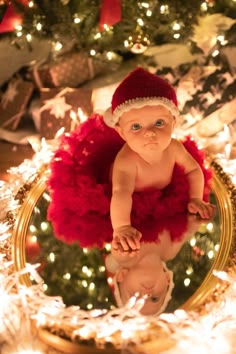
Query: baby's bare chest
135 159 175 191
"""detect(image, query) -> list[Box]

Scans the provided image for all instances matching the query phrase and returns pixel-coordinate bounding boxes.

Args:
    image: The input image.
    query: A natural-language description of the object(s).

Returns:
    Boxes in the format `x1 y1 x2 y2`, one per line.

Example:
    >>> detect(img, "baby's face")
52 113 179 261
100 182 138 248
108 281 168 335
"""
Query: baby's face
116 105 175 156
117 262 171 315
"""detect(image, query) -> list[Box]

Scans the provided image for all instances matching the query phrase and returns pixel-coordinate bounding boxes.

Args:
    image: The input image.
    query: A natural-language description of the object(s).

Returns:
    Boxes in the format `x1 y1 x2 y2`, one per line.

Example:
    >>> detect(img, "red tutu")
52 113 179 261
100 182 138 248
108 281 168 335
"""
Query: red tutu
47 114 212 248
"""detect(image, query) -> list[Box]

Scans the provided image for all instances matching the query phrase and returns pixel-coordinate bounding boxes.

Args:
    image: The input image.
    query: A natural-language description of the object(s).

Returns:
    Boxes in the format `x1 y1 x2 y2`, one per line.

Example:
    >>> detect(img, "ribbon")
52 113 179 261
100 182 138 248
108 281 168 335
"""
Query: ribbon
99 0 121 31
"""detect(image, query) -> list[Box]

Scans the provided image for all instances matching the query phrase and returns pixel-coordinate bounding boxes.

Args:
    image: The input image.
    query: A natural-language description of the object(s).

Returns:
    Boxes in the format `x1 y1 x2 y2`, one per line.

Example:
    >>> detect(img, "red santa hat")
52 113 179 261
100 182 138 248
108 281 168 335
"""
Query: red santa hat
104 67 179 127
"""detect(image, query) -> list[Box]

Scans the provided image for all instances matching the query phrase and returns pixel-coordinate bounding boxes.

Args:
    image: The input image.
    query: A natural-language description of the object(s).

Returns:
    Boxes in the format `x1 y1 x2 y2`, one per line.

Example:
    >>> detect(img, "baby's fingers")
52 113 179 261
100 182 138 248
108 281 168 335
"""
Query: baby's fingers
117 236 131 251
206 204 216 219
128 236 140 250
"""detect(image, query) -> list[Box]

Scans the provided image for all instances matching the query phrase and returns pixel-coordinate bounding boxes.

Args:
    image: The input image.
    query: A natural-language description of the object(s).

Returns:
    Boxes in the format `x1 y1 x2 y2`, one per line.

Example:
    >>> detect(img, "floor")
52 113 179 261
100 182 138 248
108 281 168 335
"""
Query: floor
0 140 34 182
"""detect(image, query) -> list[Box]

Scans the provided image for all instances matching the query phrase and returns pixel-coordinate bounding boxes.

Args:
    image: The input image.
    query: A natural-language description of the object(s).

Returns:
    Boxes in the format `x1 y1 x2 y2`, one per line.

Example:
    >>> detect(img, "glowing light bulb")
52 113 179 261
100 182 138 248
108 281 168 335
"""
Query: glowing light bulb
212 49 219 57
63 273 71 280
201 2 208 11
25 34 32 42
124 40 129 48
49 252 55 262
94 32 101 39
137 18 144 26
82 280 88 287
206 223 213 232
105 243 111 251
29 225 37 233
160 5 169 14
36 23 42 31
74 16 81 24
190 238 196 246
215 244 219 251
90 49 96 56
89 282 95 291
173 22 181 31
208 250 214 259
184 278 191 286
173 33 180 39
99 266 105 272
54 41 63 51
106 51 113 60
186 266 193 275
40 221 48 231
82 266 89 273
107 277 113 285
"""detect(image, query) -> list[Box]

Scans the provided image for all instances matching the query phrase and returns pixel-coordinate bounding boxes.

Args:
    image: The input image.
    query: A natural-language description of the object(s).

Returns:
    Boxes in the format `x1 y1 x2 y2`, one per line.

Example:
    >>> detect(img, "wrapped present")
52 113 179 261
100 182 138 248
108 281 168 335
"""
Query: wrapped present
0 77 34 130
39 87 93 139
31 51 107 89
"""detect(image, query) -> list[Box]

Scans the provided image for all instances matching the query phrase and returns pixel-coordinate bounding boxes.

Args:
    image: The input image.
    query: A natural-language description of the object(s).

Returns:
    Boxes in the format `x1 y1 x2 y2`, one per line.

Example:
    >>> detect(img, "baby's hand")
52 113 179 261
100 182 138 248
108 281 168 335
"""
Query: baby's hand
112 225 142 256
188 198 216 219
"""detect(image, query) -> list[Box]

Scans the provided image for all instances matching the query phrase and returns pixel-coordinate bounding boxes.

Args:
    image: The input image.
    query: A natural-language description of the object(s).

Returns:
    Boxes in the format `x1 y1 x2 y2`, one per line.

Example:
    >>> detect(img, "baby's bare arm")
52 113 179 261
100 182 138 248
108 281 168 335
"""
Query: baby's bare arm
173 140 204 198
173 140 216 219
111 149 142 246
111 149 135 228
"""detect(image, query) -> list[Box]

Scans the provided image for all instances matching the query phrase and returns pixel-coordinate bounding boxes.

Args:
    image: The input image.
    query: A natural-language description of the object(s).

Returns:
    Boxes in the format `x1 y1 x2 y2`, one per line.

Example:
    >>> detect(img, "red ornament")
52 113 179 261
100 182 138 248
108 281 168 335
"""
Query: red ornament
99 0 121 31
25 234 41 261
0 1 28 33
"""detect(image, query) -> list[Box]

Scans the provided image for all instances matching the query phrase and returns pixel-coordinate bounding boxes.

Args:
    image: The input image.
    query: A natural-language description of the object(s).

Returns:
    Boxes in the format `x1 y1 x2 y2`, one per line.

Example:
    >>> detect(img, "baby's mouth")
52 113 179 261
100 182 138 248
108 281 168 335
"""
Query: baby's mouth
145 141 158 145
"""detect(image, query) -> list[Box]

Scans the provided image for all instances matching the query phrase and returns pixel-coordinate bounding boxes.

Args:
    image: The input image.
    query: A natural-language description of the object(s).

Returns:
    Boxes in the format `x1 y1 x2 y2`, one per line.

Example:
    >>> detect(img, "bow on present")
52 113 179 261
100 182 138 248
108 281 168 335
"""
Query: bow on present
99 0 121 31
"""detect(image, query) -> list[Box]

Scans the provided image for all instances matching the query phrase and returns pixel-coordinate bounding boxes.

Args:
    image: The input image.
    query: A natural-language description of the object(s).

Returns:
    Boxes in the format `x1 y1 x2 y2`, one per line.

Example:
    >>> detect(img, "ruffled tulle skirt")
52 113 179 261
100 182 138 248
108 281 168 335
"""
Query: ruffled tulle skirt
47 114 212 248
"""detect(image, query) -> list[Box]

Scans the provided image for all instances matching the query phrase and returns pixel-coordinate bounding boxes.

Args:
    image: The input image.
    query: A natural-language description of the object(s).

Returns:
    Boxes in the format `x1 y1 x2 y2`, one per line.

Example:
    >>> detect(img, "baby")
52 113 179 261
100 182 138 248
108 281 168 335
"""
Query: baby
106 213 205 315
104 67 216 254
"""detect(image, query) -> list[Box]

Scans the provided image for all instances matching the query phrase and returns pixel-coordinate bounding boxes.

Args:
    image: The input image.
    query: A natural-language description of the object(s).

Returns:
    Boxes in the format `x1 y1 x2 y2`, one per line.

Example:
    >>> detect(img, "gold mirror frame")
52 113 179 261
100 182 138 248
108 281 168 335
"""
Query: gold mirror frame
12 160 236 313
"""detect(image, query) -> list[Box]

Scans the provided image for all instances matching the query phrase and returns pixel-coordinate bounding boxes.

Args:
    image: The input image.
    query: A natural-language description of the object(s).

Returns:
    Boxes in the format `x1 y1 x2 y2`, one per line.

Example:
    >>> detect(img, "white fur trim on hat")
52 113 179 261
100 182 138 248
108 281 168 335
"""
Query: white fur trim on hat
103 97 179 128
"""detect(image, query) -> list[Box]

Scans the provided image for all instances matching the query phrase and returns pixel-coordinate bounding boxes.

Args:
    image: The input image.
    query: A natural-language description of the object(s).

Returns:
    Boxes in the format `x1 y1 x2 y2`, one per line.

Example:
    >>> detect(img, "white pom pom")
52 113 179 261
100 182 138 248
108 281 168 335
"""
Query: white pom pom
103 107 117 127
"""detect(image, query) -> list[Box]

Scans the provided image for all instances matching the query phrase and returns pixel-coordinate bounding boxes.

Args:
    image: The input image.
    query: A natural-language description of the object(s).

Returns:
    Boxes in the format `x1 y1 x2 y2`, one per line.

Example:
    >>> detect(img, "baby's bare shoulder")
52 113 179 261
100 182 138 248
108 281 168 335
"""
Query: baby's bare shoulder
115 144 138 163
170 138 183 149
169 138 185 155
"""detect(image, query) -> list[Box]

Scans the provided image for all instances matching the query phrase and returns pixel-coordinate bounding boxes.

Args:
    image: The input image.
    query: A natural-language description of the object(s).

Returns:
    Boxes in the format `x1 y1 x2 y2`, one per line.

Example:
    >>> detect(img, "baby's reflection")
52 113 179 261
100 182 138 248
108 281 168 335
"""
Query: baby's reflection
105 213 207 316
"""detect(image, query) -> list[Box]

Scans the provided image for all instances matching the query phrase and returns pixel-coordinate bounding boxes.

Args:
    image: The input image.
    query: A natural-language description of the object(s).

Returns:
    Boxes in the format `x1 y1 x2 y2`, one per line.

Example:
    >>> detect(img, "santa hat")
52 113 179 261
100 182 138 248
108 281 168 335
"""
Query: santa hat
105 253 174 315
104 67 179 127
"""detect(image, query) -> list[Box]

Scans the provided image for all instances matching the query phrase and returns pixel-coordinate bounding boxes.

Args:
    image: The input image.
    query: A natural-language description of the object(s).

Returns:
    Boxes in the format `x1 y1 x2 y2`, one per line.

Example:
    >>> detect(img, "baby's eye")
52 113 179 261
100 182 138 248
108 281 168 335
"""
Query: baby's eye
151 296 159 303
154 119 164 127
131 123 142 130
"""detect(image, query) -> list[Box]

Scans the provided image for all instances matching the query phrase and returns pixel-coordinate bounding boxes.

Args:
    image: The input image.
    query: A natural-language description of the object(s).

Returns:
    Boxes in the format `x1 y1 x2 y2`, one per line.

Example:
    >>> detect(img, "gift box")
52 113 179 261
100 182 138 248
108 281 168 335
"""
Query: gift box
0 77 34 130
39 87 93 139
31 51 107 89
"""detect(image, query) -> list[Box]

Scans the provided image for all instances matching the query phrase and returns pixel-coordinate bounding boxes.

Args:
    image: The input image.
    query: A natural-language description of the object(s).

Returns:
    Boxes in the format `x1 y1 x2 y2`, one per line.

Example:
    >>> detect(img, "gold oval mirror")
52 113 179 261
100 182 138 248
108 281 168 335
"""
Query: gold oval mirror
12 160 235 315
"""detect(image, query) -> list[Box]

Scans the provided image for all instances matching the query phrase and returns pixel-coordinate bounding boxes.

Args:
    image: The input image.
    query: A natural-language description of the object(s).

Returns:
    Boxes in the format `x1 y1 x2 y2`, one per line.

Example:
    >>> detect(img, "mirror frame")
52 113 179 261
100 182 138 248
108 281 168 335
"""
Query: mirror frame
12 159 236 312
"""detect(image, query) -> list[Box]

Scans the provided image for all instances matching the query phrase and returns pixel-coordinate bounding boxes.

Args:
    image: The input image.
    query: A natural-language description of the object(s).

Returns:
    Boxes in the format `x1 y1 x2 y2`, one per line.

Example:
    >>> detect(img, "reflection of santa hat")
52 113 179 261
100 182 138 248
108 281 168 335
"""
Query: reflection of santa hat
104 67 179 127
105 254 174 315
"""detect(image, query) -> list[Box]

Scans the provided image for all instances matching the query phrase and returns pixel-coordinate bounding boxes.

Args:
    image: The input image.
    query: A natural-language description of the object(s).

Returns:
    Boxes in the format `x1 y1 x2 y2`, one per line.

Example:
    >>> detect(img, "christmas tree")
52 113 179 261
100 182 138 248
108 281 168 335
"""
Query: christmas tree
0 0 235 57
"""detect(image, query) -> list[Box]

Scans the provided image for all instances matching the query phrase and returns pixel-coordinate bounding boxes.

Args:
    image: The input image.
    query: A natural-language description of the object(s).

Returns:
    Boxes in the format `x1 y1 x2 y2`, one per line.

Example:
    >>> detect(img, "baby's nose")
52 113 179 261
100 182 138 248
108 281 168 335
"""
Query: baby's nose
144 129 156 137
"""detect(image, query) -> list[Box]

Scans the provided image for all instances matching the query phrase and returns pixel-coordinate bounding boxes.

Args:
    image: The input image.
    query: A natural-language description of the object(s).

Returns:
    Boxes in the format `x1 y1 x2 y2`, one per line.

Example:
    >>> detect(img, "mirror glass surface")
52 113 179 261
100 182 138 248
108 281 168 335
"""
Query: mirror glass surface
17 178 221 314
